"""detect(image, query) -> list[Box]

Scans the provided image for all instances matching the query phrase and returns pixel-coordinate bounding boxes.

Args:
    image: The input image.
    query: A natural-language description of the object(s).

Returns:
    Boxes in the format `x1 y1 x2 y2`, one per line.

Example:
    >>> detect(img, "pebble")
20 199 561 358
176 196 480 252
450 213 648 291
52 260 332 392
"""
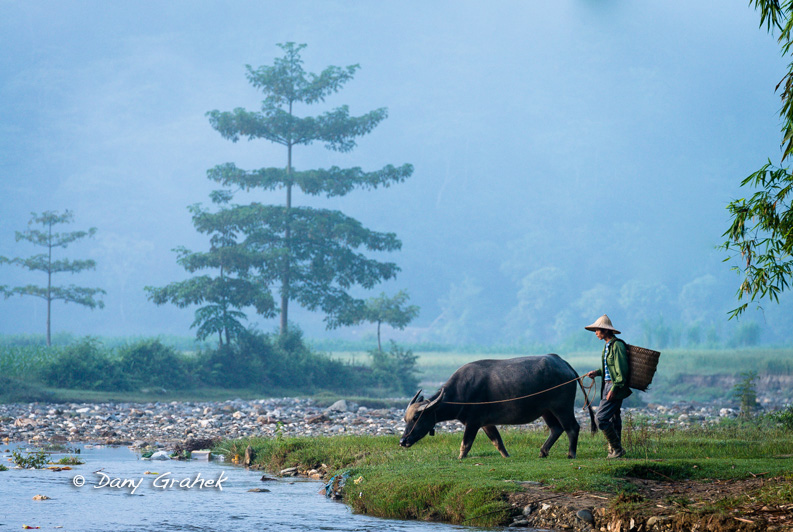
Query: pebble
0 398 789 447
0 398 402 445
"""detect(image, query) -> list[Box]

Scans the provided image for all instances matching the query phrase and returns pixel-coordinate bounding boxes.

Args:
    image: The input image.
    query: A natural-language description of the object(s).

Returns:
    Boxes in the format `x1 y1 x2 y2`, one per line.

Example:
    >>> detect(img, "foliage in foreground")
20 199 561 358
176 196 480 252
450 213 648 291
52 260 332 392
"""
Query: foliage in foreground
222 418 793 527
722 1 793 318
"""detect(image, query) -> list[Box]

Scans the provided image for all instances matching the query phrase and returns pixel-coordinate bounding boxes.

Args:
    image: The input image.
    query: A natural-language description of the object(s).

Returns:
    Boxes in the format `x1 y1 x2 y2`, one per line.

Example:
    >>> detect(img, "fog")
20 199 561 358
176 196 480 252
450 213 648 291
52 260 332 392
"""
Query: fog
2 1 791 346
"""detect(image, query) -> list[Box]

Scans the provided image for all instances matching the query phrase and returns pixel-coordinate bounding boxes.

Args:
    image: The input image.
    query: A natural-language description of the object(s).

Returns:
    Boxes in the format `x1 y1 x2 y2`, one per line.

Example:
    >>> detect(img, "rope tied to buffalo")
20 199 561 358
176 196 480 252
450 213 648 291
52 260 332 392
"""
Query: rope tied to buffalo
441 375 596 411
401 376 597 441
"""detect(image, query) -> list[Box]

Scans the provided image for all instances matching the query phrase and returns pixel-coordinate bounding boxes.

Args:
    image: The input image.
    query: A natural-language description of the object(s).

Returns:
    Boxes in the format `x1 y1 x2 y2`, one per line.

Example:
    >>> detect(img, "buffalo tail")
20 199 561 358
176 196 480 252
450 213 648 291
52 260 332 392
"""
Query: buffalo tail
576 376 598 434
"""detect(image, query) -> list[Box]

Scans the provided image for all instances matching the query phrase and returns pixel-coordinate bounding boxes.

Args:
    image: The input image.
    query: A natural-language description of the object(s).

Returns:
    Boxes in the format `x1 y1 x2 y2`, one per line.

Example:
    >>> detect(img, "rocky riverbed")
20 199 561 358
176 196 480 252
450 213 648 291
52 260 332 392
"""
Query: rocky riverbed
1 396 786 449
3 396 792 532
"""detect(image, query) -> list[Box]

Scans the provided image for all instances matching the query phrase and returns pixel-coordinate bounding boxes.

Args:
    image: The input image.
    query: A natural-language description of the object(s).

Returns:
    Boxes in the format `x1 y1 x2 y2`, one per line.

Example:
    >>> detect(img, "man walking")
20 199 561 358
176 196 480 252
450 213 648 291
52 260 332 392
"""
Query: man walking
585 314 631 458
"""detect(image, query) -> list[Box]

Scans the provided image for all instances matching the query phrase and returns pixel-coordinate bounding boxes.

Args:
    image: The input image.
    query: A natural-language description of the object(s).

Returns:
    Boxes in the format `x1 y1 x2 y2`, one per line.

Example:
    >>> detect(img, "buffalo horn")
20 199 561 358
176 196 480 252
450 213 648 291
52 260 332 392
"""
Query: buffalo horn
417 387 444 412
408 389 422 406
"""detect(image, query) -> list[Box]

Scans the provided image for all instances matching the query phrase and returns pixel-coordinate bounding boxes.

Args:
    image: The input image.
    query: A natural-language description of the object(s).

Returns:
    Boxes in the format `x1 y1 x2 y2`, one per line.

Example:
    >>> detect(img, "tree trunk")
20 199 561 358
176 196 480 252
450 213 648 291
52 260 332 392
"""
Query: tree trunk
280 182 290 335
280 138 293 336
46 296 51 347
46 221 52 347
377 320 382 354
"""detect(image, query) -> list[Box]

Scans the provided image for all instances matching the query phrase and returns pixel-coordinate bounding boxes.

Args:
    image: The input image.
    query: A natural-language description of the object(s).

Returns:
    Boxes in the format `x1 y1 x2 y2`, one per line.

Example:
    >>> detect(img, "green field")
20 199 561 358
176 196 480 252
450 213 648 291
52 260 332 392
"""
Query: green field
330 347 793 404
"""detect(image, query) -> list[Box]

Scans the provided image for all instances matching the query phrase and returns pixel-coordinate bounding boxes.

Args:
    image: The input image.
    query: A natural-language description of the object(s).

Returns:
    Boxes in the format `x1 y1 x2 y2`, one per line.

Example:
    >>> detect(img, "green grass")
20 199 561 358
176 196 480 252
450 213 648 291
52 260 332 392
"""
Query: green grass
0 345 55 379
220 419 793 526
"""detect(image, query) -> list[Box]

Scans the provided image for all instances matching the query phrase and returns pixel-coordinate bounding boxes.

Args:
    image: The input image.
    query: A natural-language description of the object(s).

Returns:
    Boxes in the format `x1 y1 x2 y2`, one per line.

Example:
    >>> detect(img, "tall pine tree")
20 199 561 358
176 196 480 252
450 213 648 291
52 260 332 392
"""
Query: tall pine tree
0 210 105 346
206 43 413 333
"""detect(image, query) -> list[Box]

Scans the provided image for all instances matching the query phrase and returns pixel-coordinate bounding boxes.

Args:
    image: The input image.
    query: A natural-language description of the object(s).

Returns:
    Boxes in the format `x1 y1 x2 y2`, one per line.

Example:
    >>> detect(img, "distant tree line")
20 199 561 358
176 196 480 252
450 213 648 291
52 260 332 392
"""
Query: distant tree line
0 332 419 399
427 270 787 349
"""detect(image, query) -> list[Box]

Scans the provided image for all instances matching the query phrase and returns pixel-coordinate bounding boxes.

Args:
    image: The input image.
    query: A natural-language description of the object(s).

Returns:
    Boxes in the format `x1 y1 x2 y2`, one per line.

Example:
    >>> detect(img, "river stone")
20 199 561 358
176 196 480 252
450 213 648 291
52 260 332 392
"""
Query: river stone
150 451 171 460
305 414 329 424
326 400 348 412
576 509 595 524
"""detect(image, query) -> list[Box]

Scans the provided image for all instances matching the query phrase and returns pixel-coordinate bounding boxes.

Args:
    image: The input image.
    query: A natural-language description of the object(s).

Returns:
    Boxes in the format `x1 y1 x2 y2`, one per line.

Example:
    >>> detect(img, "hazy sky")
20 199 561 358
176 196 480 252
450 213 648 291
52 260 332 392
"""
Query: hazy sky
1 1 790 344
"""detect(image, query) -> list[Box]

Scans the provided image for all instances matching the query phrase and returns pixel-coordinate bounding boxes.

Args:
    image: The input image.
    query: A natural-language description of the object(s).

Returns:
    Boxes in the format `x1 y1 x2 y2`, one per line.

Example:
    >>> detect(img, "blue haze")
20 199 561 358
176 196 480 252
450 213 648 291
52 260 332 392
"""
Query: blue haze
1 1 791 346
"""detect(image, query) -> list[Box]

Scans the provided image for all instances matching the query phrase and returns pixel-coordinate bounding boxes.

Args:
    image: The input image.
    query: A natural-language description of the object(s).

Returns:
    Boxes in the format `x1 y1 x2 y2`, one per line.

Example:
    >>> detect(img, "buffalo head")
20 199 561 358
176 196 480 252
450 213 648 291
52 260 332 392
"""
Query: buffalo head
399 388 444 448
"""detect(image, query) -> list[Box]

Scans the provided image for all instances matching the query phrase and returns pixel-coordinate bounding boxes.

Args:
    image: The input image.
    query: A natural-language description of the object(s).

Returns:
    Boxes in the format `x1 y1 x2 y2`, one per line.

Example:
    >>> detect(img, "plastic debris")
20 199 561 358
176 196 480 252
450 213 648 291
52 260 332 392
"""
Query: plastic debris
322 472 350 500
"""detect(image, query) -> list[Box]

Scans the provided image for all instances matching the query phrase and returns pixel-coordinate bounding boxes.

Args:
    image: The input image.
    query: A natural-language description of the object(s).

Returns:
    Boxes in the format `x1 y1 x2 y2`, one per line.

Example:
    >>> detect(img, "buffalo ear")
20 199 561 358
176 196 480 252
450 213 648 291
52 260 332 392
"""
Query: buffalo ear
429 428 435 437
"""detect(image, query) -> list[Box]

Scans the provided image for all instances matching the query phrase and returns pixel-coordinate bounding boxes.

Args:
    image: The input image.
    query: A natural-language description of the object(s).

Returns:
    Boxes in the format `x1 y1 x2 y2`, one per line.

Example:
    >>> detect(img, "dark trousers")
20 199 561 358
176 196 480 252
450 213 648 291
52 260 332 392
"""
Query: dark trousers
596 381 623 436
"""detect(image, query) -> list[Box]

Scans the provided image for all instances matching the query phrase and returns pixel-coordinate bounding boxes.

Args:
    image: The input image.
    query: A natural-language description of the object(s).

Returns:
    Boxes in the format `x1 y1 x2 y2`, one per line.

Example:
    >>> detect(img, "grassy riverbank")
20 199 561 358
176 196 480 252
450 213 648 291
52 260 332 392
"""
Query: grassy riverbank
220 420 793 528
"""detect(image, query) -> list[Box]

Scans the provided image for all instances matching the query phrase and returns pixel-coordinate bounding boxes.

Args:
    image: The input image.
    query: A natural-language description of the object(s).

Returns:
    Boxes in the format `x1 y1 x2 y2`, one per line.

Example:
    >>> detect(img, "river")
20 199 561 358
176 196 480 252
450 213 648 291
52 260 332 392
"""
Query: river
1 444 513 531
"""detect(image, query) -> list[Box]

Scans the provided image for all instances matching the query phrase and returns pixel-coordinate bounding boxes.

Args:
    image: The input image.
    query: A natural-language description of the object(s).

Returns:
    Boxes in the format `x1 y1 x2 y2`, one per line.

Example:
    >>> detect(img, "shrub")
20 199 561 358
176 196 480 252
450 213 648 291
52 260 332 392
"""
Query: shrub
768 405 793 431
118 339 193 390
37 338 131 391
733 370 760 417
196 327 392 395
11 449 49 469
370 341 419 396
196 330 275 388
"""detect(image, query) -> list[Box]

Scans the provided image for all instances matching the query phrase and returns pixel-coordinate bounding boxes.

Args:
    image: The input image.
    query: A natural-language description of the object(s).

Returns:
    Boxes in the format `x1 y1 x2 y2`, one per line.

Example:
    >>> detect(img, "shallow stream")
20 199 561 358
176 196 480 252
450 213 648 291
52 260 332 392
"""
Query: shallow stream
1 444 514 531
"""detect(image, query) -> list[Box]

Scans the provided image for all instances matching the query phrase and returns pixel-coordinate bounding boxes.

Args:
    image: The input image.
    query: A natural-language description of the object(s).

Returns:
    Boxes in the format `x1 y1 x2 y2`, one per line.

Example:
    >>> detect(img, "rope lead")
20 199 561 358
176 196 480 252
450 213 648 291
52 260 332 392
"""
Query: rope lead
443 375 596 410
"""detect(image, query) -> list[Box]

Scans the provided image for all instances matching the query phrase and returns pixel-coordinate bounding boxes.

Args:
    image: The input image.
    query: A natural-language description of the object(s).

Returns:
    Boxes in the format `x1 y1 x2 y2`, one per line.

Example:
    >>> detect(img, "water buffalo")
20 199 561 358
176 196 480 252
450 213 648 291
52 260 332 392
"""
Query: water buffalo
399 354 595 459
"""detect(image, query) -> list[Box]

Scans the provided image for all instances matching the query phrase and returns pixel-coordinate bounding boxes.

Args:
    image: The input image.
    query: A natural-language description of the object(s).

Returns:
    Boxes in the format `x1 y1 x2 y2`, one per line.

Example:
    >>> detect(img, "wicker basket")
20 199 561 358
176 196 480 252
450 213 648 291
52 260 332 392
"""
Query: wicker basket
627 344 661 391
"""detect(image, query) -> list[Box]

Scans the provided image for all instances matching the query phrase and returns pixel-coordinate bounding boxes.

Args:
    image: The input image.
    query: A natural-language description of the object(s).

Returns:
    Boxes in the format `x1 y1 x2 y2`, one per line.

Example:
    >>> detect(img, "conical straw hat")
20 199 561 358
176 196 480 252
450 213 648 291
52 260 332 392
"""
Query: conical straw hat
584 314 621 334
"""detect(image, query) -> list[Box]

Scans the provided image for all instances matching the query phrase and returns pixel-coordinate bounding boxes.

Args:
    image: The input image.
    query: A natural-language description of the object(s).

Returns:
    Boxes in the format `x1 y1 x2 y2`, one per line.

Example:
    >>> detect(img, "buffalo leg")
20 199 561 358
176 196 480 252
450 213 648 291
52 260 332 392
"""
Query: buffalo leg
482 425 509 457
554 408 581 459
458 424 480 459
539 413 564 458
